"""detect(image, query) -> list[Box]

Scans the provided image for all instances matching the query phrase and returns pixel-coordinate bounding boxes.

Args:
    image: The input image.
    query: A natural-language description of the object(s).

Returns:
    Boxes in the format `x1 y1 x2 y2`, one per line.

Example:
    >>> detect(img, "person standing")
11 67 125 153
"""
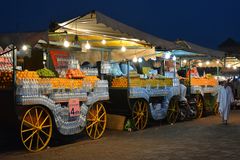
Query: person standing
224 81 234 124
217 81 227 124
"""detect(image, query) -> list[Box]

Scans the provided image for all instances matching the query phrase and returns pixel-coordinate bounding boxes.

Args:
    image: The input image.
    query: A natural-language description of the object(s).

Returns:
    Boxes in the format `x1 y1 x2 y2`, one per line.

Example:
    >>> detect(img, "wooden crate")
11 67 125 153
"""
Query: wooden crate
106 114 126 131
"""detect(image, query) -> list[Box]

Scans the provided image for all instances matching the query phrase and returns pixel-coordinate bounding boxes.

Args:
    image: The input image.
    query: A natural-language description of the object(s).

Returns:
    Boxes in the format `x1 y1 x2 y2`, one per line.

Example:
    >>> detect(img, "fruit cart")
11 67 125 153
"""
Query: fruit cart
175 54 220 118
187 76 218 117
0 34 109 152
107 59 180 130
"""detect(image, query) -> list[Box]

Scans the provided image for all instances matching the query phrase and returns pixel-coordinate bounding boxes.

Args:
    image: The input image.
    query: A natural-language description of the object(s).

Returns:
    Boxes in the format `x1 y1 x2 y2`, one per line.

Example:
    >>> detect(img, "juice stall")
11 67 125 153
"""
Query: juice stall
171 44 225 118
0 10 179 152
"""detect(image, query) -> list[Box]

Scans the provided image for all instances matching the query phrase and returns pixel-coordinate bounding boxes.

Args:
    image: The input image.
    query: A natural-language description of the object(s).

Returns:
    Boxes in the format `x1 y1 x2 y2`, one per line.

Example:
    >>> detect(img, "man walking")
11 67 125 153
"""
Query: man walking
224 81 234 124
217 81 227 124
217 80 234 124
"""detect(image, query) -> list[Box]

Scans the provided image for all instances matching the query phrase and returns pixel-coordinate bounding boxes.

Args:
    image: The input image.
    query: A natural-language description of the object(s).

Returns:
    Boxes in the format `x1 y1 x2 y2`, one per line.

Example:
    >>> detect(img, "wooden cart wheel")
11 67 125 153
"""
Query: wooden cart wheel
196 95 204 118
20 106 52 152
167 97 179 124
132 99 149 130
86 102 107 140
214 101 219 115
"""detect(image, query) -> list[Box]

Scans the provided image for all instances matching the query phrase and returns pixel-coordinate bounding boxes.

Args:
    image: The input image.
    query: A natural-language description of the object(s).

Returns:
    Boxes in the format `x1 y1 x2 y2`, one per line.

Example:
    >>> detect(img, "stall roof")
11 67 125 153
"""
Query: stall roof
175 40 225 58
54 10 178 50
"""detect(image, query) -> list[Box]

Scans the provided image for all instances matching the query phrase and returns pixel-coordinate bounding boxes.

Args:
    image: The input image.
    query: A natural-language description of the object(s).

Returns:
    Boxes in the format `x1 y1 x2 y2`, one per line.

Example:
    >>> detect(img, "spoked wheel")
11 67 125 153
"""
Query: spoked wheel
167 97 179 124
20 106 53 152
179 107 187 121
214 101 219 115
132 99 149 130
189 105 197 119
195 94 204 118
86 102 107 140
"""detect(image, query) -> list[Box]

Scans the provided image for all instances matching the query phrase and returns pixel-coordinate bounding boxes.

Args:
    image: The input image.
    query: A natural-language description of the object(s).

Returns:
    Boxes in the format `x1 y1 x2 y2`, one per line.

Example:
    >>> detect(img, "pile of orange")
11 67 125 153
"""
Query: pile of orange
17 70 39 80
111 77 128 88
66 69 85 79
83 76 99 87
50 78 83 89
191 77 217 86
0 71 13 88
111 77 174 88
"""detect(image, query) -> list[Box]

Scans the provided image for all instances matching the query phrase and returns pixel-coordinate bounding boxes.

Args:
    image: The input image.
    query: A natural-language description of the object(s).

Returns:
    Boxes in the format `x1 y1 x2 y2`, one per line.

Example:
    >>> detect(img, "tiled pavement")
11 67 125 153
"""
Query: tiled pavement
1 111 240 160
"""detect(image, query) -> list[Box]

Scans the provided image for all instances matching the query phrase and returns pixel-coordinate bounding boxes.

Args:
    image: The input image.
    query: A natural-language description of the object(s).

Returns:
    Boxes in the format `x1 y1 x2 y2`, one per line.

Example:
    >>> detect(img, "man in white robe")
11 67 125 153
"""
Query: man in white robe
217 81 227 124
224 82 234 124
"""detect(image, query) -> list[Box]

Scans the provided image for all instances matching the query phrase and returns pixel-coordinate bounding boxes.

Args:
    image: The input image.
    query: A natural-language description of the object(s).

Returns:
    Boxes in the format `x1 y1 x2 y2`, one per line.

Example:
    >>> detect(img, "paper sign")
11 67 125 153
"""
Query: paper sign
69 98 80 117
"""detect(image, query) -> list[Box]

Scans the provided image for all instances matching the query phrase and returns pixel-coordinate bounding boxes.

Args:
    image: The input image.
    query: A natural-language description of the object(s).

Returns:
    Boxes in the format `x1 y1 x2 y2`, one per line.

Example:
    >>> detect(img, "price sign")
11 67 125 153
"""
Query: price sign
69 98 80 117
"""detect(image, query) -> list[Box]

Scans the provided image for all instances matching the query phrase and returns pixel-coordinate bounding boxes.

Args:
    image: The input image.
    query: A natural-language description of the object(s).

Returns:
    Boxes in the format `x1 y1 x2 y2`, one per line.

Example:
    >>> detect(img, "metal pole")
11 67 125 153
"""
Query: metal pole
108 50 111 62
188 59 191 96
173 59 176 79
224 57 226 68
127 60 130 90
101 49 104 80
180 57 182 68
12 46 16 111
163 59 165 76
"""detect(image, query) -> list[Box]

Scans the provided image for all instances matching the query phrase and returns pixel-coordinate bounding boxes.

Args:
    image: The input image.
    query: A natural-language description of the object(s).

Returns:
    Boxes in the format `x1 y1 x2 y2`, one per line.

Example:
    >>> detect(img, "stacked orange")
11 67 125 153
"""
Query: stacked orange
111 77 128 88
66 69 85 79
83 76 99 87
17 70 39 80
0 71 13 88
50 78 83 89
191 77 217 86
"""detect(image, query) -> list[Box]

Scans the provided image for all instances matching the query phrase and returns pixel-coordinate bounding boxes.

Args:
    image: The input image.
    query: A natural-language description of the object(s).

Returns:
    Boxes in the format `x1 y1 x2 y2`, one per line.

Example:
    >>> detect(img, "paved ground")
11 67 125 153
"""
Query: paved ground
1 111 240 160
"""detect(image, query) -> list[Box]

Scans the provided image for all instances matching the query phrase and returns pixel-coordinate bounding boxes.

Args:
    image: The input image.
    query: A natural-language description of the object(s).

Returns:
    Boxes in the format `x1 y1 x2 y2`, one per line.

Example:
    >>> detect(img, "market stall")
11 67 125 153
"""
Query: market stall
171 43 225 117
0 10 180 151
0 34 110 152
50 10 180 131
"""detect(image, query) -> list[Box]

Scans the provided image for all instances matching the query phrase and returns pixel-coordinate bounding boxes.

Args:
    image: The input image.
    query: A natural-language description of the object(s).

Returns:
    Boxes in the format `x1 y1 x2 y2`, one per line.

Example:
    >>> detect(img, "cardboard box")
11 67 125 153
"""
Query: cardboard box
106 114 126 131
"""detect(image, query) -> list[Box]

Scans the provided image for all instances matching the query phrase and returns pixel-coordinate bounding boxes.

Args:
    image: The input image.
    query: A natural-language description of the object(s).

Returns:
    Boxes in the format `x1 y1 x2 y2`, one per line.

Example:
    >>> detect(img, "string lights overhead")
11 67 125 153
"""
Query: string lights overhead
121 46 126 52
101 39 106 45
22 45 28 51
63 40 70 48
85 41 91 50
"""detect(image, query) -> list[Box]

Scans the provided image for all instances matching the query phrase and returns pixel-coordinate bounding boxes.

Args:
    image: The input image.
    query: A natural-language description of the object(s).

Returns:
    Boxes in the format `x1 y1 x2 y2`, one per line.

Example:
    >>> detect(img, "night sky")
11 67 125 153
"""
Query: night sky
1 0 240 49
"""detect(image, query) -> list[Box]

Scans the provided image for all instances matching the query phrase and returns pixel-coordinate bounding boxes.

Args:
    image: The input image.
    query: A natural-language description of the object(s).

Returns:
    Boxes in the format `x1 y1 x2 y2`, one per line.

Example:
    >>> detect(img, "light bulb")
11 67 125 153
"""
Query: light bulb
101 39 106 45
85 41 91 50
121 46 126 52
164 52 171 59
198 62 203 67
138 57 143 63
63 40 70 48
22 45 28 51
183 59 187 63
206 61 210 65
172 55 176 61
233 66 237 70
133 56 138 63
227 64 231 68
216 60 220 64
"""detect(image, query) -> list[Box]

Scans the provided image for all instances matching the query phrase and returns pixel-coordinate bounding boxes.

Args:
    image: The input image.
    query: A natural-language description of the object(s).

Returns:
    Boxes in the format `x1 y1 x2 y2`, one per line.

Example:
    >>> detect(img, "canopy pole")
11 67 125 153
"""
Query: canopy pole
101 49 104 80
187 59 191 96
127 60 130 94
12 46 17 112
173 59 176 79
108 50 111 62
180 57 182 68
224 57 226 68
162 59 165 76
